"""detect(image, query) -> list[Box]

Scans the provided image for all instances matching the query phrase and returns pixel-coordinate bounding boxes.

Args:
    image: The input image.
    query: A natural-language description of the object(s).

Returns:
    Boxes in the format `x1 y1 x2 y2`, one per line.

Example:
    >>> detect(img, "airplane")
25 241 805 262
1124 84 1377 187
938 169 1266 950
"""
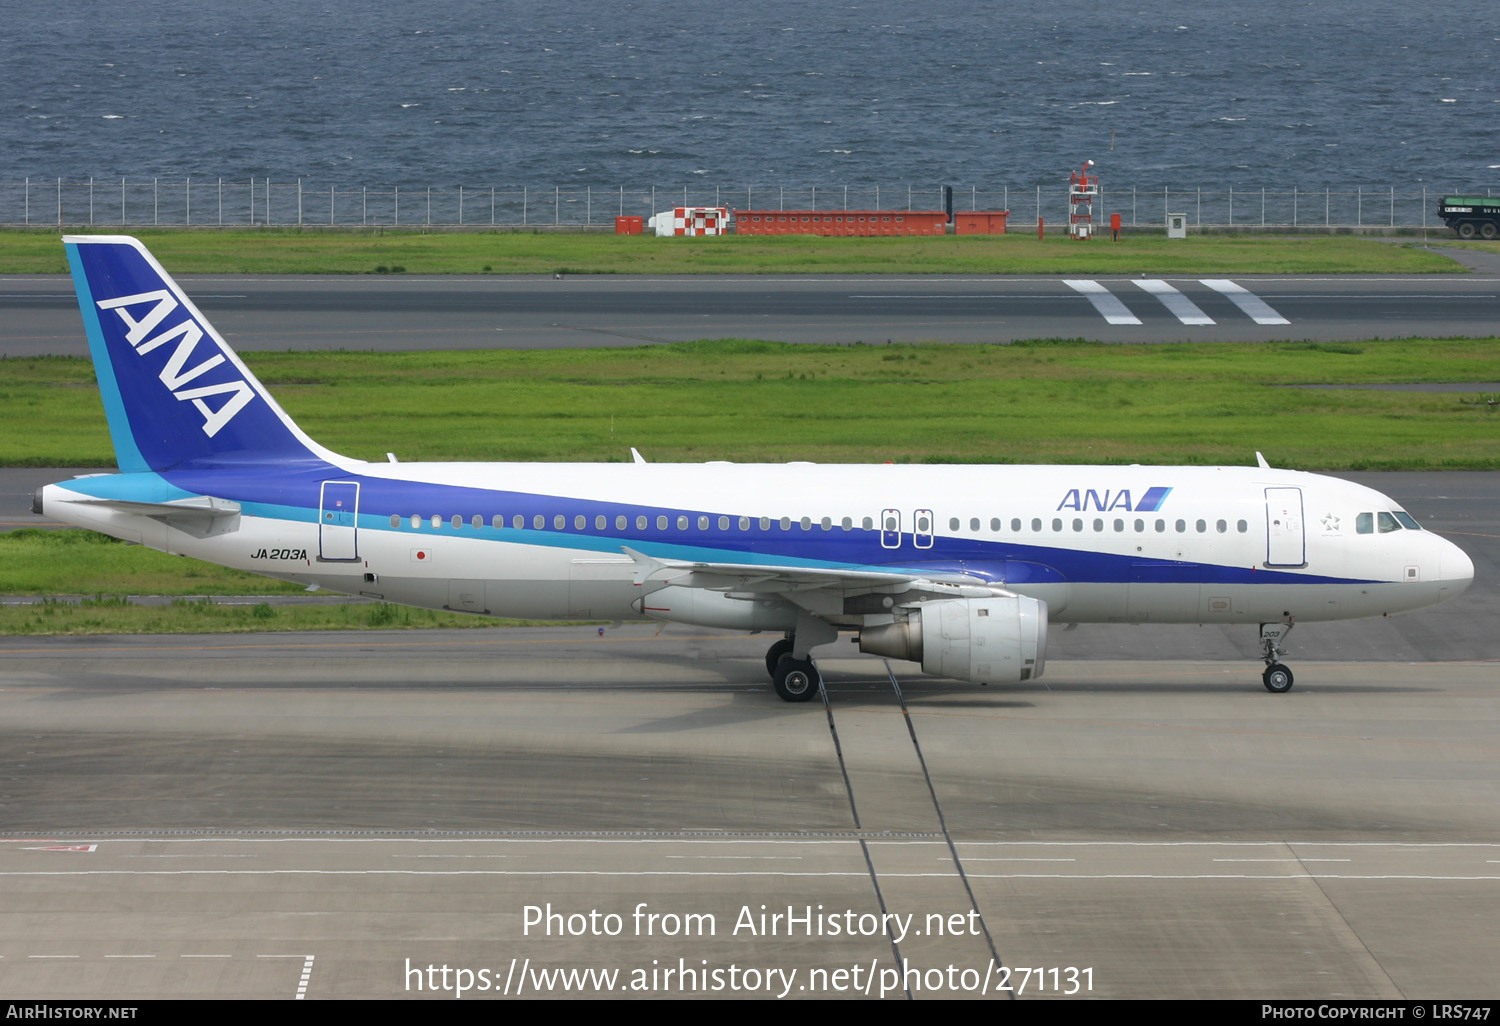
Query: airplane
33 235 1474 700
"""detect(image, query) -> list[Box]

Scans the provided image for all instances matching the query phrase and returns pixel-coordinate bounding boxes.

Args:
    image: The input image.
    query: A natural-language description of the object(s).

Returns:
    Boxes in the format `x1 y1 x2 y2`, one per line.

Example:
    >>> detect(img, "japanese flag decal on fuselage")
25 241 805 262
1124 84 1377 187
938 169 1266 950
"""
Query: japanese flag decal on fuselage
64 235 337 473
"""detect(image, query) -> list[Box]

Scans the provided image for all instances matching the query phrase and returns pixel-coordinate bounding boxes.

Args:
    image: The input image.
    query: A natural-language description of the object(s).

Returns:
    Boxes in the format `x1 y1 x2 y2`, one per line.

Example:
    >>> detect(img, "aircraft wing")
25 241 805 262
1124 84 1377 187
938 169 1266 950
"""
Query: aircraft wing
619 547 1008 601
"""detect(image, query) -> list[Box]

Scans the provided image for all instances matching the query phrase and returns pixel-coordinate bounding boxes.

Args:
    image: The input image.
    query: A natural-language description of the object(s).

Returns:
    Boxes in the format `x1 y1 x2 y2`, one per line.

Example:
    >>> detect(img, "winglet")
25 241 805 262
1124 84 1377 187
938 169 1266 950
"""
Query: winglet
1255 451 1271 469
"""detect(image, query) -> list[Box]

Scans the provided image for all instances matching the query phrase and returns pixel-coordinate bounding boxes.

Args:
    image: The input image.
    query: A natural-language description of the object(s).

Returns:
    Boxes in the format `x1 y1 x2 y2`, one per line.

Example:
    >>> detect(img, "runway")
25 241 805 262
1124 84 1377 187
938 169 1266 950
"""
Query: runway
3 271 1498 354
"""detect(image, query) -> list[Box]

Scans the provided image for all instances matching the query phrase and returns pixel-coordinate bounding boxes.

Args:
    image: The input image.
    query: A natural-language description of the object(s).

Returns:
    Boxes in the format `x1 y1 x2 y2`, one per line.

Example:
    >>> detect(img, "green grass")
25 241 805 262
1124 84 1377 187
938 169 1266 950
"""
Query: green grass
0 228 1465 275
0 594 570 636
0 527 305 595
5 339 1499 470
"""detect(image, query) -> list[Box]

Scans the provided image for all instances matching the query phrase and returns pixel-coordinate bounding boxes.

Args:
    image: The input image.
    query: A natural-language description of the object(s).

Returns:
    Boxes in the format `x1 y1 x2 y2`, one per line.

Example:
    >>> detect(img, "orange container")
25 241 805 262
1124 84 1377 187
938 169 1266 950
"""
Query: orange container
614 216 644 235
733 210 947 237
954 211 1010 235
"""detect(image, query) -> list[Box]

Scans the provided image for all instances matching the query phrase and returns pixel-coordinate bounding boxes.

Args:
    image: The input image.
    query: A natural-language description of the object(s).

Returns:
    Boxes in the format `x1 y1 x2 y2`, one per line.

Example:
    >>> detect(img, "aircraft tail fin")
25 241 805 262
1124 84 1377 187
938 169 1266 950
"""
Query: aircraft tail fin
63 235 339 472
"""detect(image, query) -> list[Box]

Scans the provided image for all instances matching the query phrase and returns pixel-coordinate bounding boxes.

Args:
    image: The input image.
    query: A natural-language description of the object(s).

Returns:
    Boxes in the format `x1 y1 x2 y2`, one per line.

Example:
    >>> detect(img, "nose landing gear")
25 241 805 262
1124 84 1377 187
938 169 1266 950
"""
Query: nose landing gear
1259 621 1295 693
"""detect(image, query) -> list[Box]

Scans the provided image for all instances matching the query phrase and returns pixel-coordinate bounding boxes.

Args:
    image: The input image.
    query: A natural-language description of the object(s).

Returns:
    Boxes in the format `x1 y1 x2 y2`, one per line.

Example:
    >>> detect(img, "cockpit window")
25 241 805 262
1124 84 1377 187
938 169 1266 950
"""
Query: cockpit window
1356 512 1373 535
1393 511 1422 530
1377 511 1400 533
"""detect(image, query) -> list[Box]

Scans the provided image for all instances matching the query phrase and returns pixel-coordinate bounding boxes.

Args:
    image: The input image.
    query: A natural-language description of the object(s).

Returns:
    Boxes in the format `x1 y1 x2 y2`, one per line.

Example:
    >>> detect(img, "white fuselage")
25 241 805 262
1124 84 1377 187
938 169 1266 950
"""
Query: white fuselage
41 460 1473 631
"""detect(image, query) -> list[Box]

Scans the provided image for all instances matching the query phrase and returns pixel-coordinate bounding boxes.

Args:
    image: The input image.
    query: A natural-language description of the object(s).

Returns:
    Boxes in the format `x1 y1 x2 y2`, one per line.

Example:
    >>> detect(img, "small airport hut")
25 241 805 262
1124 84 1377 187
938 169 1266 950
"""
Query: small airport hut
648 206 730 236
1166 212 1188 239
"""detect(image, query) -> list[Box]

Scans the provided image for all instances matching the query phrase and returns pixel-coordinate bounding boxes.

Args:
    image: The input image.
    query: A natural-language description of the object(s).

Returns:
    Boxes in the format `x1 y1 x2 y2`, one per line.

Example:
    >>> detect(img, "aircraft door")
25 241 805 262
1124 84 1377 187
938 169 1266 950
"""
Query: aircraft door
913 509 934 549
881 509 901 549
1265 487 1306 567
319 481 360 561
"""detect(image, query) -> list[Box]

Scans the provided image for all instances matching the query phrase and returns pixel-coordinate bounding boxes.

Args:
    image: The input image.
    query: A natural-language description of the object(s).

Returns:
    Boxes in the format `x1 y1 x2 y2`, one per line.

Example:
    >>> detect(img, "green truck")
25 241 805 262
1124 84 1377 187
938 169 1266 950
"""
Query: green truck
1437 196 1500 239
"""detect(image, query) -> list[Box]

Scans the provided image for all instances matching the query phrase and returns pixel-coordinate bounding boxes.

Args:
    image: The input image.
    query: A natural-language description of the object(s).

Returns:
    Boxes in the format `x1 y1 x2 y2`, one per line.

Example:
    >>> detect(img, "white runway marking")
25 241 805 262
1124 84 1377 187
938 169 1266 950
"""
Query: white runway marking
1201 278 1291 324
1133 279 1215 324
1064 279 1141 324
297 954 315 1001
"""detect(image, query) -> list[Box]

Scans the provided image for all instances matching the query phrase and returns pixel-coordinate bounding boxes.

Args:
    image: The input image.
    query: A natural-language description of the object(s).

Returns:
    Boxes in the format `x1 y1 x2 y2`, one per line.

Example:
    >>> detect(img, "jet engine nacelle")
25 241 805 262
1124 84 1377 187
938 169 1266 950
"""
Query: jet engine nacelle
858 596 1048 684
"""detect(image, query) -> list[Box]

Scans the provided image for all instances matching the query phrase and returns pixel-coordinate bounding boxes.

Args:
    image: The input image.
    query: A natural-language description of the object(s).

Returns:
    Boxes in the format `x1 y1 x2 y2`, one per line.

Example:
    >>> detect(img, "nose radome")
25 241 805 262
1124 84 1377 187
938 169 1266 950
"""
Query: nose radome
1440 539 1475 599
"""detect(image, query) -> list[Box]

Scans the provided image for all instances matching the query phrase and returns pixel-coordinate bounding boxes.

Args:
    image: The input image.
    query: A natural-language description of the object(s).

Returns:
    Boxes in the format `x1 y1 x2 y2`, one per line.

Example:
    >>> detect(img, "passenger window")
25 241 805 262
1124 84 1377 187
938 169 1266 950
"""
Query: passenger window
554 514 566 529
595 515 607 530
534 514 546 530
390 514 400 528
1237 520 1248 533
780 517 791 531
452 515 463 529
1377 512 1400 533
949 517 960 530
513 514 524 529
697 515 709 530
800 516 812 531
990 518 1001 532
1356 513 1373 535
841 517 852 531
1012 518 1022 532
411 515 421 529
1195 520 1206 533
1155 519 1166 533
472 515 483 529
1052 518 1063 532
1072 518 1083 532
742 516 752 531
1113 519 1124 532
1175 519 1186 533
616 515 627 530
862 517 873 530
492 515 503 529
656 515 667 530
677 515 689 530
1216 519 1227 533
720 516 730 530
636 515 647 530
1031 518 1042 532
1093 518 1103 532
1134 519 1144 532
431 515 442 529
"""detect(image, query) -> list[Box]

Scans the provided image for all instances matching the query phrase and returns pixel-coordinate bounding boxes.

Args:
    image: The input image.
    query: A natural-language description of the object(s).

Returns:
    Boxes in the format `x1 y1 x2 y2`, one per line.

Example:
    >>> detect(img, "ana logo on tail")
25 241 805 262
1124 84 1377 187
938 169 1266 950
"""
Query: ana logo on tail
96 289 255 438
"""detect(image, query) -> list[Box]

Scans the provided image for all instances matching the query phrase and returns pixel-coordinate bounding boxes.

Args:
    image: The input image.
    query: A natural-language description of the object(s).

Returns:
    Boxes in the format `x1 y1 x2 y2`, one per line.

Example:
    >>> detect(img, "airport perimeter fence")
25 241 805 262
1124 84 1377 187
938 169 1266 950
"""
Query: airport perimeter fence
2 178 1493 232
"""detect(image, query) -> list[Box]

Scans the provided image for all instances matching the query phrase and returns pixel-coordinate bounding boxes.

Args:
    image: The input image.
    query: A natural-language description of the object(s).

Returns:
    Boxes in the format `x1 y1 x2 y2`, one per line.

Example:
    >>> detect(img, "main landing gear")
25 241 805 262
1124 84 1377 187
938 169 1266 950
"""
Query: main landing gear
1259 621 1295 693
766 635 821 703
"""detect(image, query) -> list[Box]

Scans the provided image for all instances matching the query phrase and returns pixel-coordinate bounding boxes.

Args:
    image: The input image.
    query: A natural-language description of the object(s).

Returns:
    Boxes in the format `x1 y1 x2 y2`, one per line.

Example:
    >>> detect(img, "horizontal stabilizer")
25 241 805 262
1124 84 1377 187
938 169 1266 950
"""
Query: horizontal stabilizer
65 494 242 520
